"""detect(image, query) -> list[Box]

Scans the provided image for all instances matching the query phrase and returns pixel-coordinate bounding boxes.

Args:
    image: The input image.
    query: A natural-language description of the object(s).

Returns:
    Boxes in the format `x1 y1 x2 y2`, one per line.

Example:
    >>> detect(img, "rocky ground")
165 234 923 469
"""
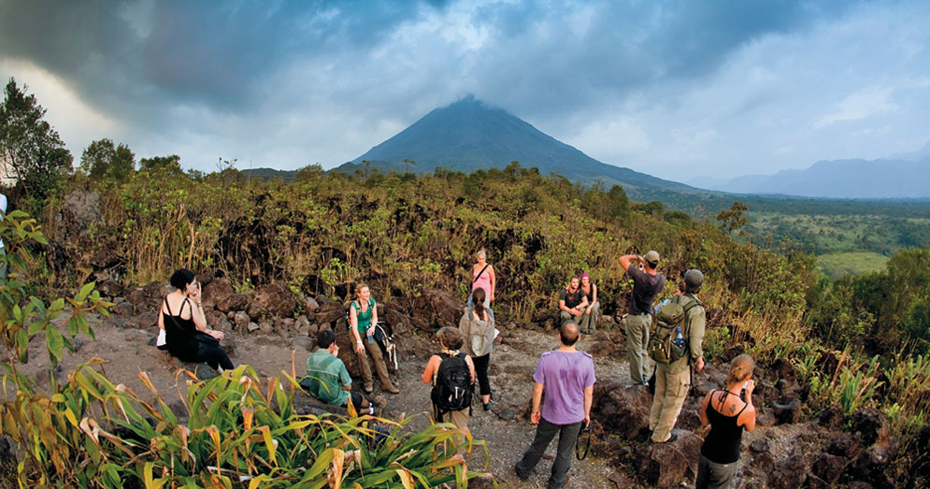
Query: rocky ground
9 275 911 488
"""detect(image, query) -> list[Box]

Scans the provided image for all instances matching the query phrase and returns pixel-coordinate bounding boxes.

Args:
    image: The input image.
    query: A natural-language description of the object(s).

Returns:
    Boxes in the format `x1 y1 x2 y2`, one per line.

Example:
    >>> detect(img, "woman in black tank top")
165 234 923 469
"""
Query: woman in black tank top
157 269 233 371
696 354 756 489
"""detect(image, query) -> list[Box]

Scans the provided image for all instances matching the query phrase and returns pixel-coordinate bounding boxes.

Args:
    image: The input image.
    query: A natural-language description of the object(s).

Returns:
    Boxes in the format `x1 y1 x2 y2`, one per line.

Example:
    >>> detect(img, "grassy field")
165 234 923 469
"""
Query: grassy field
816 251 890 279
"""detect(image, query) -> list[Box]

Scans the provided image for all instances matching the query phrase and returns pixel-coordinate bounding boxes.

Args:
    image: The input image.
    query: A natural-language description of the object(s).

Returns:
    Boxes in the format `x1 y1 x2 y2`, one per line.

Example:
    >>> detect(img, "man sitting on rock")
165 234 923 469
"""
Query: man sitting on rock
558 276 589 326
302 330 384 415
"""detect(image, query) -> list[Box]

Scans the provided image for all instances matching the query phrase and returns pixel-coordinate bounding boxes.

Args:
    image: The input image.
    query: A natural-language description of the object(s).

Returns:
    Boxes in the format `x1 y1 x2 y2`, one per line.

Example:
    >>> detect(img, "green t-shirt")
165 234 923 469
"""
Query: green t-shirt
304 349 351 406
351 298 376 333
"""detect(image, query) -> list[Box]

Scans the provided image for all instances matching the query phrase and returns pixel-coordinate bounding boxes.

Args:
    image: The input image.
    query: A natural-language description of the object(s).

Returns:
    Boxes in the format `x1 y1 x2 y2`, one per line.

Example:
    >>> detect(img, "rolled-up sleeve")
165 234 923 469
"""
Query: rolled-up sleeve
689 307 706 361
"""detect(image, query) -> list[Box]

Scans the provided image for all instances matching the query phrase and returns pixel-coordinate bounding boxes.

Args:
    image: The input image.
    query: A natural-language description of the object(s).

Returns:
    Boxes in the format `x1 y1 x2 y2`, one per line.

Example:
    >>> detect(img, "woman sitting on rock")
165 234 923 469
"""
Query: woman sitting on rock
696 354 757 489
578 273 599 334
157 268 233 372
349 284 399 394
459 287 496 411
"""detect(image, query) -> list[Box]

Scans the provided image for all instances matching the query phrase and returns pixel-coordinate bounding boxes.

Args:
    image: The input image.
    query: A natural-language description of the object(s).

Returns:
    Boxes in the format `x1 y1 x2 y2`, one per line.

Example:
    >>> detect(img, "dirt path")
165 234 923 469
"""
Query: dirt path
15 316 634 488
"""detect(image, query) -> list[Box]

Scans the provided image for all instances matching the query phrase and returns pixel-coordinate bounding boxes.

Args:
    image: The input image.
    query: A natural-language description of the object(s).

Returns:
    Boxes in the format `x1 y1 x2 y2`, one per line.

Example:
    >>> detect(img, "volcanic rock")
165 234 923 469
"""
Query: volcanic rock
247 281 297 319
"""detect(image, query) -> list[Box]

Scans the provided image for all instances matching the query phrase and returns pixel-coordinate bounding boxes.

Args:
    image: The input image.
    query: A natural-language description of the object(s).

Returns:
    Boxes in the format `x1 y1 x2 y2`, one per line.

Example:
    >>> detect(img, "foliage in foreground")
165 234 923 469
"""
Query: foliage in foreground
1 361 488 488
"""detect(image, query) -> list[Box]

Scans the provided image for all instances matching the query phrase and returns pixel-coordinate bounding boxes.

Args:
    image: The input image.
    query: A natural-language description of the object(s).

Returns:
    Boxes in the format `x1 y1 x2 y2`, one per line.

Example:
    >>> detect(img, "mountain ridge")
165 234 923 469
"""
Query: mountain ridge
343 96 696 192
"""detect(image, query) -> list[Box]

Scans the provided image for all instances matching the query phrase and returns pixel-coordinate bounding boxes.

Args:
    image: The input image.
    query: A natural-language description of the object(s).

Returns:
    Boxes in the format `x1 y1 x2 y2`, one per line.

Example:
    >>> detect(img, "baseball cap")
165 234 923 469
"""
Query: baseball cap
684 269 704 289
644 250 660 265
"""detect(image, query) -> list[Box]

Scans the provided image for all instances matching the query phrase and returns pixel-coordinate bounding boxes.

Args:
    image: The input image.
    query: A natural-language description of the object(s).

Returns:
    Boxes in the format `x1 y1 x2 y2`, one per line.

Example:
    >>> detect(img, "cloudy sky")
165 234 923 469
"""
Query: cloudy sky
1 0 928 181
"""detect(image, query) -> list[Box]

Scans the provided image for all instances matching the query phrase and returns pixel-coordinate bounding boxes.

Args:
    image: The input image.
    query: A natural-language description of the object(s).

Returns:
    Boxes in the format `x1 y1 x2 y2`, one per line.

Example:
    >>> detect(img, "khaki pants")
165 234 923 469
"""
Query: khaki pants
356 340 395 391
432 404 470 432
578 301 599 333
625 313 651 384
649 364 690 442
559 306 585 326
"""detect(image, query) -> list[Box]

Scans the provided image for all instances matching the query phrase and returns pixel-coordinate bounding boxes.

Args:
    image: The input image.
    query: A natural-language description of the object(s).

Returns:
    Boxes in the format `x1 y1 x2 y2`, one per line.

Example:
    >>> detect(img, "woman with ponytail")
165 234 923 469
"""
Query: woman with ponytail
696 354 756 488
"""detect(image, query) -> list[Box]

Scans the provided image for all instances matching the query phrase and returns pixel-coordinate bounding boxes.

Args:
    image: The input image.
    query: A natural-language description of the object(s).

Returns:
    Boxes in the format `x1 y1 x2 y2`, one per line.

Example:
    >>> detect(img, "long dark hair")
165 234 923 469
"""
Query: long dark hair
472 287 488 321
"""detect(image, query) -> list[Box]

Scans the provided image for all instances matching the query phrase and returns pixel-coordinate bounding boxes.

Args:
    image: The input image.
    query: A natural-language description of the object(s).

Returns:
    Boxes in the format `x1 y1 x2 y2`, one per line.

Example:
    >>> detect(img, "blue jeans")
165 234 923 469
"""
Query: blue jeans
515 418 583 488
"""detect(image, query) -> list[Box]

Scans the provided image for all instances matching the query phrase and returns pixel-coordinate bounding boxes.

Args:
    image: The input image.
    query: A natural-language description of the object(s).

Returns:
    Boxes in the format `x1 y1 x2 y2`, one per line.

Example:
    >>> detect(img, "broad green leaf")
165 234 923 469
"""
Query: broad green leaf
76 282 95 303
46 325 65 364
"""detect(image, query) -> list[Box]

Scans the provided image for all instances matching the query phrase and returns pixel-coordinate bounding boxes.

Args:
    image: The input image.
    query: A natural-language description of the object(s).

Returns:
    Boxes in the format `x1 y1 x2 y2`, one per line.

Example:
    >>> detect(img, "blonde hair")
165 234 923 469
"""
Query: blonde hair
726 354 755 385
355 283 370 298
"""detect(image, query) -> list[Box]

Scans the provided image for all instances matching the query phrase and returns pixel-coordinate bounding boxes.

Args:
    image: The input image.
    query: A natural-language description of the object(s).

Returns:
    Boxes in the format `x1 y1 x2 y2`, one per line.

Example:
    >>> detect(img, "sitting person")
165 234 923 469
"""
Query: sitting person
157 268 233 372
422 327 476 432
302 330 384 415
558 276 589 326
349 284 399 394
578 273 599 334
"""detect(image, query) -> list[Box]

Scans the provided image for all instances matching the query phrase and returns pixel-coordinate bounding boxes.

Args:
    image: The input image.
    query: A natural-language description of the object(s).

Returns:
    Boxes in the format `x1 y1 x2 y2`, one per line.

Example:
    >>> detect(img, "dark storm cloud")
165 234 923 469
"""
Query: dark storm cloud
0 0 432 116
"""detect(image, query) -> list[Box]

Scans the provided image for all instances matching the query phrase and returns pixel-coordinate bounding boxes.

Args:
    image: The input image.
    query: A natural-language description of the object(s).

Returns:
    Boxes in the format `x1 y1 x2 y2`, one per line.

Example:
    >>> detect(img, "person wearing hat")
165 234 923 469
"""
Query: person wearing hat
649 269 706 443
619 250 666 385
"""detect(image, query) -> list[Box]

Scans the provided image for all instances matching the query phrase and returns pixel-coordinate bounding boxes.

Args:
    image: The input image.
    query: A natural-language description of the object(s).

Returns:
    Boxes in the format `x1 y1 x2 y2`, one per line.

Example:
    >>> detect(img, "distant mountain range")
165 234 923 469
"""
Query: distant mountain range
690 151 930 199
242 95 930 201
334 95 696 196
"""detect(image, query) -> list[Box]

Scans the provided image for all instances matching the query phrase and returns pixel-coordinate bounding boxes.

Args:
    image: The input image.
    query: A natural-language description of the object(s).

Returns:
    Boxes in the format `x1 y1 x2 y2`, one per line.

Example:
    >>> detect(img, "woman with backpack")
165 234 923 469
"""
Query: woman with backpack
156 268 233 372
695 354 757 488
421 327 476 431
349 284 399 394
459 287 496 411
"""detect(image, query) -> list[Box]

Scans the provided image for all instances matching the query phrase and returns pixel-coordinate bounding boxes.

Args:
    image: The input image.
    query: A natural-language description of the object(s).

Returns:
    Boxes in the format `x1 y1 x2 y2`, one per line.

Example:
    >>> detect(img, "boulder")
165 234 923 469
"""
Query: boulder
203 278 233 309
415 289 466 329
137 311 157 330
127 281 165 311
113 300 135 316
96 278 125 297
773 399 802 425
247 282 297 319
234 311 250 329
812 453 848 484
57 189 104 240
849 440 898 487
827 432 861 458
768 454 808 489
851 408 889 446
301 295 320 313
631 430 703 487
818 404 845 430
593 383 652 441
295 315 311 334
584 333 616 357
258 320 274 334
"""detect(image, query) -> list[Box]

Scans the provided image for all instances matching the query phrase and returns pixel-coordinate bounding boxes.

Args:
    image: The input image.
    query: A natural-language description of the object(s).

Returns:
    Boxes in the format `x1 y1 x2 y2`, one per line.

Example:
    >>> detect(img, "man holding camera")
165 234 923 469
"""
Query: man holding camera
619 250 666 385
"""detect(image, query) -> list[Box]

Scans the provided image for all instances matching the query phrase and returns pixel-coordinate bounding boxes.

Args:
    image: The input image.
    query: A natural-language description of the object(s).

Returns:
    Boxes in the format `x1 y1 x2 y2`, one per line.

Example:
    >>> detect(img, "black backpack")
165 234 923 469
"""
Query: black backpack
430 352 474 421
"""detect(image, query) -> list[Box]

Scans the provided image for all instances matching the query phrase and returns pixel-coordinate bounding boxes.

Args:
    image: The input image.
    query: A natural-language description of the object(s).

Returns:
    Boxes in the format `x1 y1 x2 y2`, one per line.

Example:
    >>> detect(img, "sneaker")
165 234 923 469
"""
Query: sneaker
483 401 492 411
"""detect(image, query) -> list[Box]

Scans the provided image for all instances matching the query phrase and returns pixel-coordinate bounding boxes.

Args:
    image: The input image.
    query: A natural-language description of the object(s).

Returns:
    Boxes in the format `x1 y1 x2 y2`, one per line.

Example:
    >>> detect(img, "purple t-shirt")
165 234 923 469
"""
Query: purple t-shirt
533 350 596 425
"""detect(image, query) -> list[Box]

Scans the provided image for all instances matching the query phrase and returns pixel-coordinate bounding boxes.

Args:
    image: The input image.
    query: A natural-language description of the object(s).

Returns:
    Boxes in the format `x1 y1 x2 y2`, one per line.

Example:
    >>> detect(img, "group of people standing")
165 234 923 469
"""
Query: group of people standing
156 246 755 489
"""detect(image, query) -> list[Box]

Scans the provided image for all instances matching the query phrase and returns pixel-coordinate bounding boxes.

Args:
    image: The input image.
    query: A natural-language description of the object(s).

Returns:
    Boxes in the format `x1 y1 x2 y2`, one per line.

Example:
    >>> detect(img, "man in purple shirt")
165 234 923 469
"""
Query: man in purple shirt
515 321 595 488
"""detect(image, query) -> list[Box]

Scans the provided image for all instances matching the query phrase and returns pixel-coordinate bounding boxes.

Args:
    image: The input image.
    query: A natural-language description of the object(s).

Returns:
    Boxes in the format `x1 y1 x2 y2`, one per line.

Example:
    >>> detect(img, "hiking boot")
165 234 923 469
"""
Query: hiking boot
371 395 387 416
653 433 677 444
383 384 400 394
364 384 373 394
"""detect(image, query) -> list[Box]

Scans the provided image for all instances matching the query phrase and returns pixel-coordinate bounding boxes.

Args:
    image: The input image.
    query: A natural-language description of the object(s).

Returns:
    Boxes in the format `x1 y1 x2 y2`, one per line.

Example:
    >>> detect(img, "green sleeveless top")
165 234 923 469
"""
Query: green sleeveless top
352 298 376 333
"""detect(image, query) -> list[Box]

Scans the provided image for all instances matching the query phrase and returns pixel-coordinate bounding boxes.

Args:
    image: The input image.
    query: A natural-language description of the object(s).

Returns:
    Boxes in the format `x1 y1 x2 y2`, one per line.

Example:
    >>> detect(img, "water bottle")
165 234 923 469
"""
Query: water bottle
367 331 374 344
673 326 685 348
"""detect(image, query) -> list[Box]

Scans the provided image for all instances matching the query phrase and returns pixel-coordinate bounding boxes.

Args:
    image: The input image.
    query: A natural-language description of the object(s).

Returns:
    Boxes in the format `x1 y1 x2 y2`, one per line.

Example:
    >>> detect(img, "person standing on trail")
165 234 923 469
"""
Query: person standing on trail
515 321 595 489
649 269 706 443
696 354 756 488
301 330 385 416
468 250 496 310
558 276 589 326
422 327 476 432
619 250 666 385
349 284 399 394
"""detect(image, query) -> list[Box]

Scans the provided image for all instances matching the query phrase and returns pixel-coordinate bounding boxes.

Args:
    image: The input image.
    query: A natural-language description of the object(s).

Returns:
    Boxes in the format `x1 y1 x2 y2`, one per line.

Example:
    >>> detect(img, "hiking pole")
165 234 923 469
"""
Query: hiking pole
576 423 591 461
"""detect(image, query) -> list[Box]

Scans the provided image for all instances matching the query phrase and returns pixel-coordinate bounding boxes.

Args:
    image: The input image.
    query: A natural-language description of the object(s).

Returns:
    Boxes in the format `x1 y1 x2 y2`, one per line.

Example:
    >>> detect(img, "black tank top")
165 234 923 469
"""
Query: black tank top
700 390 748 464
163 297 201 361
